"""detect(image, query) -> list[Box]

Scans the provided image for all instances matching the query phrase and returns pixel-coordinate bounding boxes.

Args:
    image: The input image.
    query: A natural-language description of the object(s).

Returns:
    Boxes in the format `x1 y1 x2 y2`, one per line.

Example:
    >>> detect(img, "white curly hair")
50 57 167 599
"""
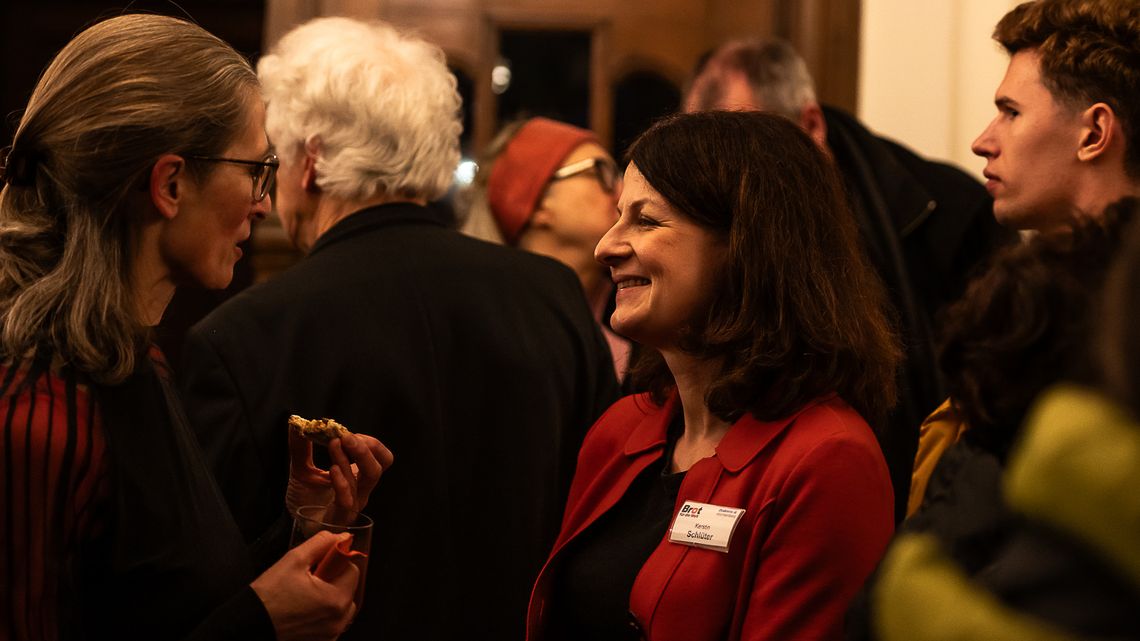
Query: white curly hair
258 17 462 201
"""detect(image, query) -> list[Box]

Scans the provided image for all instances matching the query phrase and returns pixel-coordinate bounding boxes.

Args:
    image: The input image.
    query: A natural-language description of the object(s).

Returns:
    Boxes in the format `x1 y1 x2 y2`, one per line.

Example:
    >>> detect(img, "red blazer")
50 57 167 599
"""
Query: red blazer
527 393 894 641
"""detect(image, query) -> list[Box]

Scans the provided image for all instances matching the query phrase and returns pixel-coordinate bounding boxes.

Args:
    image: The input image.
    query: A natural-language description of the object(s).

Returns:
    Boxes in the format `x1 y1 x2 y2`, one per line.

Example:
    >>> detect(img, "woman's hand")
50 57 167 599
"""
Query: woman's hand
251 531 358 641
285 429 394 520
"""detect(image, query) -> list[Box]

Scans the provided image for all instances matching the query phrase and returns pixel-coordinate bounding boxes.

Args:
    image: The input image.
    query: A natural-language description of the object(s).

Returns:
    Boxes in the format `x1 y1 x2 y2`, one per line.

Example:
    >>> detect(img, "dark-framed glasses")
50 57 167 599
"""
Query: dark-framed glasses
550 156 618 194
187 152 279 202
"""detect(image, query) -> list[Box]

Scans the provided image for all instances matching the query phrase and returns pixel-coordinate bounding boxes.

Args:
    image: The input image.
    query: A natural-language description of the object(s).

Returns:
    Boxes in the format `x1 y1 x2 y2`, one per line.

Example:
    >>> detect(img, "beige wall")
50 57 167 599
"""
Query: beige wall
857 0 1021 179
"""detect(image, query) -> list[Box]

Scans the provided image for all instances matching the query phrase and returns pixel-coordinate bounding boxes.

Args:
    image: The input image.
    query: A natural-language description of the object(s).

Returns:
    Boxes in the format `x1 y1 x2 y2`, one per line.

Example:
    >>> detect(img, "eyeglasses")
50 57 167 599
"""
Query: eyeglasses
187 152 279 202
550 157 619 194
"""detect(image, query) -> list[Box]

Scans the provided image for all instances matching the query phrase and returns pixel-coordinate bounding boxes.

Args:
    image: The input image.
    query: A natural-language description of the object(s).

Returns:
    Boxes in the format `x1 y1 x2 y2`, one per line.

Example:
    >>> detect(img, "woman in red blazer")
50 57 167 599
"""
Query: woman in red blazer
527 111 901 641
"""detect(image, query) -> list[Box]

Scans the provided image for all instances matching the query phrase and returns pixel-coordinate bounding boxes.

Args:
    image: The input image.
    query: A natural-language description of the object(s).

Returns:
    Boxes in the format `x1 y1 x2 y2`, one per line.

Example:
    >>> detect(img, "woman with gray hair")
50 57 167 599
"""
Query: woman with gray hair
0 14 391 641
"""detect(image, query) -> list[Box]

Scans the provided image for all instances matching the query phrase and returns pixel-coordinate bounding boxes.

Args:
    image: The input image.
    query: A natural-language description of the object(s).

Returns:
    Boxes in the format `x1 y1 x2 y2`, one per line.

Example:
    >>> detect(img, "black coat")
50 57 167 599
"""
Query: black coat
178 202 619 641
824 106 1015 523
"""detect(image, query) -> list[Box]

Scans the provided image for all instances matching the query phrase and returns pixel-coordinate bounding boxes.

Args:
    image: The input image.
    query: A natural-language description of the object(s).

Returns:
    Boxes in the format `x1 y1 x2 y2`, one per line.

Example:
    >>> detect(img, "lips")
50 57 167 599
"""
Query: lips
981 170 1000 194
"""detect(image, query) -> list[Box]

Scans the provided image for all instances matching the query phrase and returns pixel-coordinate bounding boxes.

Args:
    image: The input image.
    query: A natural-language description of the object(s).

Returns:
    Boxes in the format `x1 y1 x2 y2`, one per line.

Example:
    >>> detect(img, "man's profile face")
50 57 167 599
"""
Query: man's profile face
971 49 1084 232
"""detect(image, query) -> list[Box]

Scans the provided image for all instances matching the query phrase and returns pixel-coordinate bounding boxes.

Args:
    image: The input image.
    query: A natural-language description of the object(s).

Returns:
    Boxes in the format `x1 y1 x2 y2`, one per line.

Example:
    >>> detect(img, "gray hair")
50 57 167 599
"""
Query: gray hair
258 17 462 202
0 14 257 382
692 38 817 118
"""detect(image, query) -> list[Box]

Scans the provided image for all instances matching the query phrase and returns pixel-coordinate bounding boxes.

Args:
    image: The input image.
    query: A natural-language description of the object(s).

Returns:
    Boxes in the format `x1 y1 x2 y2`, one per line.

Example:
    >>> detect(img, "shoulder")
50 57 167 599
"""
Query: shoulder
761 397 892 500
786 397 883 456
0 365 103 462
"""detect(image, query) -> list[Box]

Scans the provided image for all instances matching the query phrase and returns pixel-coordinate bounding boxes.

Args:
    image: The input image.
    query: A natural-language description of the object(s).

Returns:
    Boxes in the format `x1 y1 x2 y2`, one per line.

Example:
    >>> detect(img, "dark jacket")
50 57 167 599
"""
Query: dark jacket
178 202 619 641
0 350 273 641
824 105 1014 522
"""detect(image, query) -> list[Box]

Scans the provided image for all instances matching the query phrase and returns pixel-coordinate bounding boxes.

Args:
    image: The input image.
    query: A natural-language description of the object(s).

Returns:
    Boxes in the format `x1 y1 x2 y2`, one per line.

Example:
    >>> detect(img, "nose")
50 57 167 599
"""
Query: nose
971 118 998 159
252 192 271 221
594 218 627 266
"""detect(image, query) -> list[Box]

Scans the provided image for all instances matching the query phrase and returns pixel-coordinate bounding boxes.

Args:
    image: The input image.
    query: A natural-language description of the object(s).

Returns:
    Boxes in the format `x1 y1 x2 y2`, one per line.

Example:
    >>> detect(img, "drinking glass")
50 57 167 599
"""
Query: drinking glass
291 505 372 613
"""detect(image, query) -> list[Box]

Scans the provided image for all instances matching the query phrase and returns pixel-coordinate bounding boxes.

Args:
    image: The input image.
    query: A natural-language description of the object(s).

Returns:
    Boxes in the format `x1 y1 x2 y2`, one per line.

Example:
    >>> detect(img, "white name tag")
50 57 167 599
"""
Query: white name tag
668 501 746 553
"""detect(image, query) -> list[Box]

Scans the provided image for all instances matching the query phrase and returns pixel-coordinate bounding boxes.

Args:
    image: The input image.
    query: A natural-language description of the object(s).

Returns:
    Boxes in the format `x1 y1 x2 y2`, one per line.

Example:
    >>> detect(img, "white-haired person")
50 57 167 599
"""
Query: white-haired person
459 118 631 380
0 14 392 641
178 17 619 641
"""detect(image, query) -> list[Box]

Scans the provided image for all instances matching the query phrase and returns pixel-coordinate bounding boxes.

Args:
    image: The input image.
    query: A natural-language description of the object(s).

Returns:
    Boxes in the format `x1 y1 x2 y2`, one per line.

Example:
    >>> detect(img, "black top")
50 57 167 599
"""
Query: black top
547 419 685 640
88 351 271 640
0 349 272 641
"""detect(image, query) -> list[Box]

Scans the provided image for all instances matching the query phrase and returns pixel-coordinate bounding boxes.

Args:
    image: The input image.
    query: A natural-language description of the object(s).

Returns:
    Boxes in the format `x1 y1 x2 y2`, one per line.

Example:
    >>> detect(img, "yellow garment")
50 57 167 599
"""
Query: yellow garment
873 386 1140 641
1008 386 1140 584
907 399 969 517
873 534 1081 641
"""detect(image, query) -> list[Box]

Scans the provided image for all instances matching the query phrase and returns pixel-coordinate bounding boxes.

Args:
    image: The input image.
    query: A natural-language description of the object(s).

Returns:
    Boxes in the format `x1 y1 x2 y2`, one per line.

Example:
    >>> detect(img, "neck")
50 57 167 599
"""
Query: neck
132 224 176 327
663 349 731 440
1066 163 1140 228
302 191 427 252
1071 173 1135 225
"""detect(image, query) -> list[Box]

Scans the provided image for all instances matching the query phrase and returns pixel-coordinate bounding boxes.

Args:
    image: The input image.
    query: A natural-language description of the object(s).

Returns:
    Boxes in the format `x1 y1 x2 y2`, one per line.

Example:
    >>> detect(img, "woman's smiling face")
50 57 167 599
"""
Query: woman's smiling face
594 162 726 350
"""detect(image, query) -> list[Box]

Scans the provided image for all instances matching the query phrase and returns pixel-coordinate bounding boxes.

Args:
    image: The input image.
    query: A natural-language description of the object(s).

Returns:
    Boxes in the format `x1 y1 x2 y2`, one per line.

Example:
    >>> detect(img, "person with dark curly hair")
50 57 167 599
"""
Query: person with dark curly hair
526 110 902 641
867 198 1140 640
911 0 1140 515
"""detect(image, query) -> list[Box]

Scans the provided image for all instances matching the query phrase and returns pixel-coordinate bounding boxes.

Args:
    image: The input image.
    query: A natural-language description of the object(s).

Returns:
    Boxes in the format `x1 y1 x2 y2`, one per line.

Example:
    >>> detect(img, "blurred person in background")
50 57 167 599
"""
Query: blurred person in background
846 200 1132 641
869 197 1140 641
686 37 1014 524
460 117 631 380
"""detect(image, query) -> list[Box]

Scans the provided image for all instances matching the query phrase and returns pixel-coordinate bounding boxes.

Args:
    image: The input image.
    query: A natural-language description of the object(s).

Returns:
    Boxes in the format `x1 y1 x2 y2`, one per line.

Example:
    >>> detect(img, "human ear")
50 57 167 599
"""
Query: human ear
799 102 829 150
1077 102 1118 163
301 137 321 193
149 154 185 220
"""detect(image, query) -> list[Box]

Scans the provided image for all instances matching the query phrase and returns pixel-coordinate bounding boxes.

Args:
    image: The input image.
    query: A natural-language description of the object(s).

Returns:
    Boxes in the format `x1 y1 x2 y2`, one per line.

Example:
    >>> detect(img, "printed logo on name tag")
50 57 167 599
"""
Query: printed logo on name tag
667 500 746 553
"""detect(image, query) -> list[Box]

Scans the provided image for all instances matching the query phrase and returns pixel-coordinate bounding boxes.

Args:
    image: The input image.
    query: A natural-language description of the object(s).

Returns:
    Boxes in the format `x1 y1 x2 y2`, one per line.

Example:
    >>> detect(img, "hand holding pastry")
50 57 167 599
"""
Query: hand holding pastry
285 415 394 522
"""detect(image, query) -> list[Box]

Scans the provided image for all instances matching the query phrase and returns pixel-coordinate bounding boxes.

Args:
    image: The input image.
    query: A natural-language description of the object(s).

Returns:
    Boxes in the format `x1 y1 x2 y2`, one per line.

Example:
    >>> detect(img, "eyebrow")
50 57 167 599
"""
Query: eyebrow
618 197 650 216
994 96 1019 110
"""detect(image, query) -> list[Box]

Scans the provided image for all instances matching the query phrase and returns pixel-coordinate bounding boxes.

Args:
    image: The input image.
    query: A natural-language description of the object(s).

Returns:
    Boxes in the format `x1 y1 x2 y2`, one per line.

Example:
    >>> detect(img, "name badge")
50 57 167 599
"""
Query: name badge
668 501 746 553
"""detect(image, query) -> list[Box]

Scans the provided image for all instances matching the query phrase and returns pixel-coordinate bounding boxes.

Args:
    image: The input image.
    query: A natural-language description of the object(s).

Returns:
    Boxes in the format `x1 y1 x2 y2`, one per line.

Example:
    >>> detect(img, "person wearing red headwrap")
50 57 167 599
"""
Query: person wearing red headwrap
461 117 631 380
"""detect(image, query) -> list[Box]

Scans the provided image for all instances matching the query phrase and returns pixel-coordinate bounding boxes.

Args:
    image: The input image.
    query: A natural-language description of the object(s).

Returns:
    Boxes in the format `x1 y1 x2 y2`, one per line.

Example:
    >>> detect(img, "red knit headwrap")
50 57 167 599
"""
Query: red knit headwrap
487 117 597 245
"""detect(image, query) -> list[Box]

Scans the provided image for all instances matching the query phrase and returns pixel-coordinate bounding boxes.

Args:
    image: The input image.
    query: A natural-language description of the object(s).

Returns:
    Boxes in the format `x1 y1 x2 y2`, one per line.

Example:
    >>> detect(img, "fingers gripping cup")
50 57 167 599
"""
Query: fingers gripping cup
291 505 373 614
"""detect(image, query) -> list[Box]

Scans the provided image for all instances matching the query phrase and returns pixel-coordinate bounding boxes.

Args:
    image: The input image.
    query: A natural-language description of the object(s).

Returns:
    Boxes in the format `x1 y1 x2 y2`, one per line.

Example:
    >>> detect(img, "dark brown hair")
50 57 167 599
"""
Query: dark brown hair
1101 198 1140 414
625 110 901 426
994 0 1140 177
939 200 1134 454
